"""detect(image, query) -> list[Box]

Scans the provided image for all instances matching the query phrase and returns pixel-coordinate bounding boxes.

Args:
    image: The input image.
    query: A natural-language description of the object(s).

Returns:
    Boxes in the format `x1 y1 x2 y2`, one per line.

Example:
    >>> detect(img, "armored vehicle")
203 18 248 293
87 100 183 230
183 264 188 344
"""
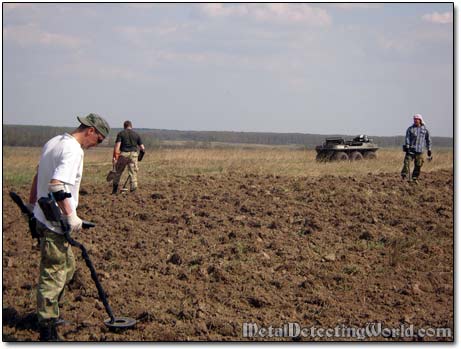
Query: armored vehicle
315 135 379 161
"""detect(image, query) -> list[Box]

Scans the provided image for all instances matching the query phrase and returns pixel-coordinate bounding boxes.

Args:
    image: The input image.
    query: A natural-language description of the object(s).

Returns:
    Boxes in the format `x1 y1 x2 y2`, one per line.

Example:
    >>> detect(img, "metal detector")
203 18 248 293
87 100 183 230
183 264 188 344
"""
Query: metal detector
9 192 136 330
63 227 136 329
120 175 131 193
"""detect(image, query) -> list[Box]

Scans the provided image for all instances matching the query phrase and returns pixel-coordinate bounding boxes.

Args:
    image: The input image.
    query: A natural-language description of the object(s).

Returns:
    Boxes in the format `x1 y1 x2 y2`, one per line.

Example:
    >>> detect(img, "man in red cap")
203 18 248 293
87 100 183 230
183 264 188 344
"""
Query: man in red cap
401 113 432 182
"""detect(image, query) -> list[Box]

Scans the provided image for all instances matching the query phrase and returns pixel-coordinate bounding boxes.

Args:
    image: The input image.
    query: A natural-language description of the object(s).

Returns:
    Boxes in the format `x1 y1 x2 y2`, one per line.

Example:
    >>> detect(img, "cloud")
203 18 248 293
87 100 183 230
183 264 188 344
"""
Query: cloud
3 3 36 11
137 48 209 67
116 24 181 38
124 4 157 10
376 23 452 64
200 3 331 26
422 11 453 24
52 60 138 81
3 23 84 49
330 4 383 10
114 22 200 49
96 65 137 80
378 36 412 52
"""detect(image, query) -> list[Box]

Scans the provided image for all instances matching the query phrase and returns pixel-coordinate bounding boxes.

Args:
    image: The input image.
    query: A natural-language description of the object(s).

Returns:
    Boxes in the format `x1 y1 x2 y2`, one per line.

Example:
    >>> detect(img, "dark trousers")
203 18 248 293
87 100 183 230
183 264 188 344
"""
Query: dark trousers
401 153 424 179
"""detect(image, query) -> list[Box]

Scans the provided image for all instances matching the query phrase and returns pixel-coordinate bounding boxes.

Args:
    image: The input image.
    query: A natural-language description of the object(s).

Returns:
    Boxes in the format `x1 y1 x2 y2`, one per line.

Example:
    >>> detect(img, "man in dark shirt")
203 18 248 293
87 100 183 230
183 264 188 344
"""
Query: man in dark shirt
112 120 145 193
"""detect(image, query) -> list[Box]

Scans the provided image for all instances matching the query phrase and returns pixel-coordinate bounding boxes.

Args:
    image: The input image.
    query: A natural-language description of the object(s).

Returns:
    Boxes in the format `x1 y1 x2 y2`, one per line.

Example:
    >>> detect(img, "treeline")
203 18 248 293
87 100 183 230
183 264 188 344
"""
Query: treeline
137 129 453 148
3 124 453 149
1 125 161 148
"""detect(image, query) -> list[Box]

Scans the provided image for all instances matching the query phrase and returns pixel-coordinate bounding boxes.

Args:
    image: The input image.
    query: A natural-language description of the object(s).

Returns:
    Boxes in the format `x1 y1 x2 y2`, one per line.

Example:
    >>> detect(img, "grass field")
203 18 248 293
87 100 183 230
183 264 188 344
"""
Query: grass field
3 146 453 188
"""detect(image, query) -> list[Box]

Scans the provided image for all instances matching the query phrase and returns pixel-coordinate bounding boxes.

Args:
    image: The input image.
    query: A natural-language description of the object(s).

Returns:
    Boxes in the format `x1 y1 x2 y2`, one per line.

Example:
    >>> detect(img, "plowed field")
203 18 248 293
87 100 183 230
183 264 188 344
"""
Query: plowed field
3 166 453 341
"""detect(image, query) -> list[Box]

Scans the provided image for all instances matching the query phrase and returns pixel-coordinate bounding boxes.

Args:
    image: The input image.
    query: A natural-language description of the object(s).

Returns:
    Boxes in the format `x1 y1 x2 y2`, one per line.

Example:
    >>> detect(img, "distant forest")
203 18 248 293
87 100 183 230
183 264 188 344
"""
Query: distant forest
2 124 453 149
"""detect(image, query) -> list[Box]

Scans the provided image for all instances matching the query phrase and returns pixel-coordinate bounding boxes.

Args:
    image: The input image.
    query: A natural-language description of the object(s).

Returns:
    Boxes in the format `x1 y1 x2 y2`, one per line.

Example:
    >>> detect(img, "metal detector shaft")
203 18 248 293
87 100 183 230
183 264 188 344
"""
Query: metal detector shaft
122 175 131 191
63 226 116 323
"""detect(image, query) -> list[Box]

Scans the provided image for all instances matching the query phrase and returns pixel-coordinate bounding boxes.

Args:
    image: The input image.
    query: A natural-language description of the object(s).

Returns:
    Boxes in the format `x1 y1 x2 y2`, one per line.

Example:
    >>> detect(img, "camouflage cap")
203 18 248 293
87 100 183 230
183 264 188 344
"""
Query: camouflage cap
77 113 110 138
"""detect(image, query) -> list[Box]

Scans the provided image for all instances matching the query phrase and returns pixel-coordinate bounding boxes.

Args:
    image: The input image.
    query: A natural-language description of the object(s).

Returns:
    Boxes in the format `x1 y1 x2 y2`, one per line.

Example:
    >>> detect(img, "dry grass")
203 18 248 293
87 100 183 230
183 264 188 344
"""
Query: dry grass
3 146 453 187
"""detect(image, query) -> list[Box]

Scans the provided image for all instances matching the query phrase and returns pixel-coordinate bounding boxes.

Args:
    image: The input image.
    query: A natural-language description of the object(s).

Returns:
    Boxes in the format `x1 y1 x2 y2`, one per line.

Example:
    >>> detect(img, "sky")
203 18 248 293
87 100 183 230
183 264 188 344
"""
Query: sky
2 3 454 137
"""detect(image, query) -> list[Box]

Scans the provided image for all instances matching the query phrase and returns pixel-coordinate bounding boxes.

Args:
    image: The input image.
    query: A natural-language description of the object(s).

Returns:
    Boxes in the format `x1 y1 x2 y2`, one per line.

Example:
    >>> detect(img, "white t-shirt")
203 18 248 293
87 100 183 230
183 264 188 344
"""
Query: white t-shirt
33 133 84 233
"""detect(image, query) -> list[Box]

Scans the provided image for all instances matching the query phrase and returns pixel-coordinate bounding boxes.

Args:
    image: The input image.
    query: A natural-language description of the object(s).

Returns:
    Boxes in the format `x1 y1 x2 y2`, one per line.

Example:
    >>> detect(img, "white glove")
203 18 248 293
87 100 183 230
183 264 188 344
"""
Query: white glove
63 211 83 233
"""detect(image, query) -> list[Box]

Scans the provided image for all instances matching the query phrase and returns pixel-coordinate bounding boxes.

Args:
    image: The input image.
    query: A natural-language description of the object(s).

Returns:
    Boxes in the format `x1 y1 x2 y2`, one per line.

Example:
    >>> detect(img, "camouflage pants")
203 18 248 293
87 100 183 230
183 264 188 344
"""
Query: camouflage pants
113 151 138 190
401 153 424 179
36 224 75 322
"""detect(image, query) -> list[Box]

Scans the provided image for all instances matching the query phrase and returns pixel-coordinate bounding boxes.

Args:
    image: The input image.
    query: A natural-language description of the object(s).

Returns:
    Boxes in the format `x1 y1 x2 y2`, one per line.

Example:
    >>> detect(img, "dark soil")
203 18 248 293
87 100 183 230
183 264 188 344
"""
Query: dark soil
2 169 453 341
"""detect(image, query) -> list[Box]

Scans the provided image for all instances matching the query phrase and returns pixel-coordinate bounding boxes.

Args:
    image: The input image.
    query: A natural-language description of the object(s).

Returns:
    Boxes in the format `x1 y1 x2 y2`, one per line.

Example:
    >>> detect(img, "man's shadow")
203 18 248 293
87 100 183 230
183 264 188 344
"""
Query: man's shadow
3 306 39 341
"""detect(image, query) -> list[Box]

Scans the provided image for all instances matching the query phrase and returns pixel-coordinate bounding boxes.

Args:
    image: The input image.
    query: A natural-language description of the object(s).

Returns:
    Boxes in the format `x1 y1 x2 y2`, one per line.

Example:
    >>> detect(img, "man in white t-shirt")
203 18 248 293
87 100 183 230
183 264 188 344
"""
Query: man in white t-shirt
28 113 110 341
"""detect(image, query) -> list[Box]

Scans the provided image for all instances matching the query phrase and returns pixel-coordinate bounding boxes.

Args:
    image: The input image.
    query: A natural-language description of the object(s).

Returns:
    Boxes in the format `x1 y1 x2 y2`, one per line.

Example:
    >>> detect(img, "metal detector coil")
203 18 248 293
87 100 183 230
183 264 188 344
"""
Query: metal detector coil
64 231 137 330
104 317 137 329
